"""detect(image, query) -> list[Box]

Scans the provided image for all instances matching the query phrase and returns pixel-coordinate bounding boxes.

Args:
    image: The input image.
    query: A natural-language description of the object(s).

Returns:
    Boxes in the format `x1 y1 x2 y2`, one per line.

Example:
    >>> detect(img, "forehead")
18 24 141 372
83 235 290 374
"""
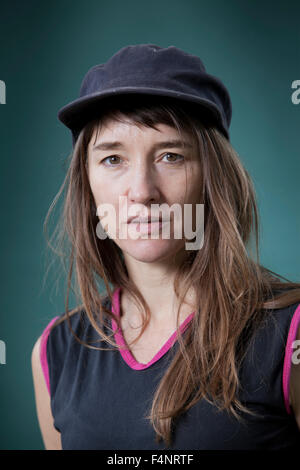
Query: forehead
89 117 184 147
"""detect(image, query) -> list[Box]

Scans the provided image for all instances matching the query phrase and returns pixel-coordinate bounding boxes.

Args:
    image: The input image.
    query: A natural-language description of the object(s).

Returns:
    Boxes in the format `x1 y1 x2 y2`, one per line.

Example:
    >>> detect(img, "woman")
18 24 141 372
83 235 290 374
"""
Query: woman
31 44 300 450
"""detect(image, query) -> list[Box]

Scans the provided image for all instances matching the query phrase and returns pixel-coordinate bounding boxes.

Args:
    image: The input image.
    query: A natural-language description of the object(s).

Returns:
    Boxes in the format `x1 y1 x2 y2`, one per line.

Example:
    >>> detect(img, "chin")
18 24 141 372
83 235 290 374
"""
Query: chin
118 239 182 264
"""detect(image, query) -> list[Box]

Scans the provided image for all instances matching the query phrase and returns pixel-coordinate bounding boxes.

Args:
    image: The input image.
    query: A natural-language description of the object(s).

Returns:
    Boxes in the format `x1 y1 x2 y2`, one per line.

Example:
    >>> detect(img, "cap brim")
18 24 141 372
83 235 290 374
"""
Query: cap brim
58 87 229 140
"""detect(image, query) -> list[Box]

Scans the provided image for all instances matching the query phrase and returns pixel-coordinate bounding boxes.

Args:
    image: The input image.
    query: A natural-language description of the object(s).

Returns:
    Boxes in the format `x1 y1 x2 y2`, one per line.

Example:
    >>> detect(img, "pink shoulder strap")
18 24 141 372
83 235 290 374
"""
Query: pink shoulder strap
39 316 60 395
282 304 300 414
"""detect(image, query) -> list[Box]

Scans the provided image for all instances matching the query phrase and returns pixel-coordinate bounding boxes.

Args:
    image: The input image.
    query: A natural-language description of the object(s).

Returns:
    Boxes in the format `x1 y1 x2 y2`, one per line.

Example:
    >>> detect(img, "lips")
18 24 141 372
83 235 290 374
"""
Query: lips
127 215 163 224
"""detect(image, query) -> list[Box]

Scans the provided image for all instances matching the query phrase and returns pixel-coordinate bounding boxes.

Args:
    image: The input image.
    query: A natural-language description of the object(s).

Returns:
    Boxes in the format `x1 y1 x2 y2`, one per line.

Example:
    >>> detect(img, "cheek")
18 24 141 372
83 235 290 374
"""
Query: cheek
187 166 202 202
88 175 121 231
181 170 202 233
88 167 112 206
173 168 201 205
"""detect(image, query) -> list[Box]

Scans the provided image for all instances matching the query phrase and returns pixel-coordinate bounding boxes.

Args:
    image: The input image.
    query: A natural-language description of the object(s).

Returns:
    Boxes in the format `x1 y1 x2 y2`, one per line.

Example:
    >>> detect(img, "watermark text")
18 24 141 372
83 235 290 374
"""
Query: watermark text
0 80 6 104
291 80 300 104
95 198 204 251
0 340 6 364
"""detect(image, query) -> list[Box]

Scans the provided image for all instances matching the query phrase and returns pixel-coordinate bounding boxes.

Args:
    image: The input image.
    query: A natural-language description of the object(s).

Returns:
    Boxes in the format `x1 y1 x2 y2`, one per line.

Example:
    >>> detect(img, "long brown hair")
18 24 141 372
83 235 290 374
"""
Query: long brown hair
44 94 300 447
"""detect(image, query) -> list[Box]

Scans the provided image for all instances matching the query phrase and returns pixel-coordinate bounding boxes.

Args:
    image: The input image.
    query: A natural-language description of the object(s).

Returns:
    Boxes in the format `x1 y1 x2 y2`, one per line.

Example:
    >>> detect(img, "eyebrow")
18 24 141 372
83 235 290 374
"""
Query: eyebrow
93 139 192 151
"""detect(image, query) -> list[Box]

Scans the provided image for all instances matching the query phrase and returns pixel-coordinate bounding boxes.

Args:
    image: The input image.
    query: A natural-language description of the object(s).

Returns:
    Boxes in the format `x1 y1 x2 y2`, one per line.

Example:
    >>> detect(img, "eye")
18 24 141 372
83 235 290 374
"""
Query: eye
162 153 184 163
99 153 184 167
100 155 122 166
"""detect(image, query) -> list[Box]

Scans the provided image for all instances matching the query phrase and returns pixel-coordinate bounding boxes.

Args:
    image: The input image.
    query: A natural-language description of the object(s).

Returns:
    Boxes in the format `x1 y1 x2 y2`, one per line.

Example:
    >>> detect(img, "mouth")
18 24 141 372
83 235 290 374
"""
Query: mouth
127 219 168 235
127 215 165 224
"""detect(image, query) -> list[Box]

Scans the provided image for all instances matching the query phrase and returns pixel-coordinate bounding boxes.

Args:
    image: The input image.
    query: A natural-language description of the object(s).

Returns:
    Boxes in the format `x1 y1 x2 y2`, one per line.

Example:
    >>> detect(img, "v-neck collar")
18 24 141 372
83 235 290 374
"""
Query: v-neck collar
111 287 195 370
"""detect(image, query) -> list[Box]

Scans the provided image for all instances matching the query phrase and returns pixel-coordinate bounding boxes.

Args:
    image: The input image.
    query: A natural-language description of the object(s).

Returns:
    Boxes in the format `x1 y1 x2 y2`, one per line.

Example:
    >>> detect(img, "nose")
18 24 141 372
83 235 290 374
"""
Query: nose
127 162 160 204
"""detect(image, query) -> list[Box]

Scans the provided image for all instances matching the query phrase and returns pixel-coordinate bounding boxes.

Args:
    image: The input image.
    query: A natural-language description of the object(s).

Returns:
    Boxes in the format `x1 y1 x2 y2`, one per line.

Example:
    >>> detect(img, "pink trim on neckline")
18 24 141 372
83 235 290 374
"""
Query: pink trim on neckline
282 303 300 414
40 316 60 395
111 287 195 370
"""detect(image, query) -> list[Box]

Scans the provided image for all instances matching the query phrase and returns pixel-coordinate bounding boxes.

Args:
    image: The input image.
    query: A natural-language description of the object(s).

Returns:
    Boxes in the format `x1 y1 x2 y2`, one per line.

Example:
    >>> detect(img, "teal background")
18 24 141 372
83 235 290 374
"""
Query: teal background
0 0 299 450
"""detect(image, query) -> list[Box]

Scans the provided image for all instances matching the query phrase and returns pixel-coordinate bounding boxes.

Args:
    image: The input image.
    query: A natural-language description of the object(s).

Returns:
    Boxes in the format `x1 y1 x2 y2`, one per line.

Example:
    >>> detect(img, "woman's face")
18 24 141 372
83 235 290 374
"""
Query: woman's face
87 116 202 264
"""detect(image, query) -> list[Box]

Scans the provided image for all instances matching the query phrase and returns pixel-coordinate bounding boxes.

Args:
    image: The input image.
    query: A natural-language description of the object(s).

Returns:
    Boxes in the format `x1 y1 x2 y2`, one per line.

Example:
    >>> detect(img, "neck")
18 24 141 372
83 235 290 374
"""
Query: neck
121 249 196 327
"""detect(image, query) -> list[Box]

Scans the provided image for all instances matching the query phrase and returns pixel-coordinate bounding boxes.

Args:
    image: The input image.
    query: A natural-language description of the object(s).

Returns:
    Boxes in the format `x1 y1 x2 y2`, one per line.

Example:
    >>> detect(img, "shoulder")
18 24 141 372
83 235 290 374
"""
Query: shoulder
258 300 300 363
40 308 84 357
33 294 112 395
281 301 300 416
290 320 300 427
239 300 300 389
255 299 300 417
42 294 112 345
31 308 83 396
254 300 300 343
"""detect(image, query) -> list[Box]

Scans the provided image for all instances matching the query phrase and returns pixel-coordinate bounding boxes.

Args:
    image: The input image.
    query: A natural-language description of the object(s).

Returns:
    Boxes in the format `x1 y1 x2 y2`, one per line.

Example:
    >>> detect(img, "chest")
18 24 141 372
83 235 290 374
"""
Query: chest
51 315 300 450
55 348 299 450
119 319 178 365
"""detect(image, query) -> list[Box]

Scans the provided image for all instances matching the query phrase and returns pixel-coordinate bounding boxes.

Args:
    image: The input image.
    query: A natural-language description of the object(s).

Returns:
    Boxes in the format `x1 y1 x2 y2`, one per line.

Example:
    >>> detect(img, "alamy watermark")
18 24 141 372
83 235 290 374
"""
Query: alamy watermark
291 80 300 104
0 80 6 104
292 340 300 365
95 198 204 250
0 340 6 365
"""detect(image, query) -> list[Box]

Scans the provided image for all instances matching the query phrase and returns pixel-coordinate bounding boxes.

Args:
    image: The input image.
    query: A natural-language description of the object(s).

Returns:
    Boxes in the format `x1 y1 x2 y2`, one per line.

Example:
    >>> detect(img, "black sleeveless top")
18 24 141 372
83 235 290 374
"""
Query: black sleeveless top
40 287 300 450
